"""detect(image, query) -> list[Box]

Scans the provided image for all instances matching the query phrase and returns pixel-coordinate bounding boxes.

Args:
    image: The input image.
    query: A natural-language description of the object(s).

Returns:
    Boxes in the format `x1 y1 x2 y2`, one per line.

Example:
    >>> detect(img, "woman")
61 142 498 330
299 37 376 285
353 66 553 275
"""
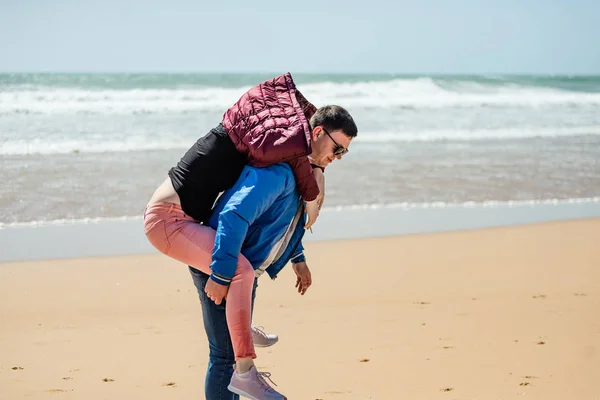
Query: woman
144 73 332 399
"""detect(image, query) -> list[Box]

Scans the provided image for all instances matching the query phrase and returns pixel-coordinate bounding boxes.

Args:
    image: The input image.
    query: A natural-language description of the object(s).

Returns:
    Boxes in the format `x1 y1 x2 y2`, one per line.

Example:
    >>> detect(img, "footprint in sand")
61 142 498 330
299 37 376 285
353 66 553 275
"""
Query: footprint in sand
11 366 24 370
359 358 370 363
532 294 547 299
62 377 72 380
103 378 115 382
162 382 177 387
47 389 71 393
440 388 454 392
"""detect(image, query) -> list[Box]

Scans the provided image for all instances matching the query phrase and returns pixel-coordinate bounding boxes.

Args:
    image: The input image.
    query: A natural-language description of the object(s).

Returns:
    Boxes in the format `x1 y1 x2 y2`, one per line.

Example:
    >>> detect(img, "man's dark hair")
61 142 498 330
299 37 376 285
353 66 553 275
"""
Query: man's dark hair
310 105 358 138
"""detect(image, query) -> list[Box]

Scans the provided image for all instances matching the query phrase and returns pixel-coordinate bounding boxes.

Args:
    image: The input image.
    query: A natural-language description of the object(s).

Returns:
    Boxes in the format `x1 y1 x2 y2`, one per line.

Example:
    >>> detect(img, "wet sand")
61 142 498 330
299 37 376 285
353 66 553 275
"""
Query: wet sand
1 218 599 399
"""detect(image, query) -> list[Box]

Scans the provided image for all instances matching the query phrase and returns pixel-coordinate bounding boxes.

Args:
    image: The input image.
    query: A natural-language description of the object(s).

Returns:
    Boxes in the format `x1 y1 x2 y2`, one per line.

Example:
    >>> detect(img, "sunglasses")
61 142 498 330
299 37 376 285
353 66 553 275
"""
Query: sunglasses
321 127 349 156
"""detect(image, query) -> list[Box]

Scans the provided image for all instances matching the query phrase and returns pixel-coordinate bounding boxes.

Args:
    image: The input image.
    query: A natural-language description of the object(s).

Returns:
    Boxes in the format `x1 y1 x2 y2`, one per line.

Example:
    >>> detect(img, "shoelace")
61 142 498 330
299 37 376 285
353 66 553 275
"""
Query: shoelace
255 371 278 392
252 326 268 338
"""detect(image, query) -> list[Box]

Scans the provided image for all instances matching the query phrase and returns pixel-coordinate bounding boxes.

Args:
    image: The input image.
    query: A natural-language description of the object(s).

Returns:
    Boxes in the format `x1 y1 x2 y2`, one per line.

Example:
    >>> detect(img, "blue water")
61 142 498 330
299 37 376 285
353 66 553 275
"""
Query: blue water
1 73 599 225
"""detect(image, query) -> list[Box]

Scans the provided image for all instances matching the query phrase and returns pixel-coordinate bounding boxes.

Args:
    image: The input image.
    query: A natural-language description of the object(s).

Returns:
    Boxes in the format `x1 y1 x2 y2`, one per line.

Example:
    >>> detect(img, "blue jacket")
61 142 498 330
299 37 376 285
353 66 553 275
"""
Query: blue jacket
206 164 306 285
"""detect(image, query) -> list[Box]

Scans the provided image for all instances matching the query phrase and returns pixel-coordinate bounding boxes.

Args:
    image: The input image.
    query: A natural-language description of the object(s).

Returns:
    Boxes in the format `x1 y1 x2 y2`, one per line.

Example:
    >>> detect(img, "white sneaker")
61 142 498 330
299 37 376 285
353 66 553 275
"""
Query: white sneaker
251 325 279 348
228 366 286 400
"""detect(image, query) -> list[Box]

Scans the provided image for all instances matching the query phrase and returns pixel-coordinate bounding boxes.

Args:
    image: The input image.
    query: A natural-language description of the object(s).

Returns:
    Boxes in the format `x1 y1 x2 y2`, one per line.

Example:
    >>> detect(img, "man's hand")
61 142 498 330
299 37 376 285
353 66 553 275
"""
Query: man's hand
292 261 312 295
205 278 229 305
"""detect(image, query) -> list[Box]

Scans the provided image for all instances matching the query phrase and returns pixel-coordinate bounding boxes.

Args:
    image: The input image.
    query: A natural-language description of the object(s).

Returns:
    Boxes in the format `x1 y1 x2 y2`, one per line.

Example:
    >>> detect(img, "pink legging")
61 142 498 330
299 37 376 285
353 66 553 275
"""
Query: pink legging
144 202 256 360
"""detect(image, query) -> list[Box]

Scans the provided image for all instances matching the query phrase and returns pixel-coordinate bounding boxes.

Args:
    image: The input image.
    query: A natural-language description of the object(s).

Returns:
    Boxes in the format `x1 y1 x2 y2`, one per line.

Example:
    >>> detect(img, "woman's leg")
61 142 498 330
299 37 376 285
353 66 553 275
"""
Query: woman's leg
144 202 256 361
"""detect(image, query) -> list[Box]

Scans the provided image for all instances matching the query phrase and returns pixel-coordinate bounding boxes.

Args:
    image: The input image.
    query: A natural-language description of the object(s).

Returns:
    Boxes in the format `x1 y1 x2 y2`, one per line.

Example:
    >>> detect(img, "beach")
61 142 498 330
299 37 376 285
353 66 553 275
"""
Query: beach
2 218 599 400
2 71 600 399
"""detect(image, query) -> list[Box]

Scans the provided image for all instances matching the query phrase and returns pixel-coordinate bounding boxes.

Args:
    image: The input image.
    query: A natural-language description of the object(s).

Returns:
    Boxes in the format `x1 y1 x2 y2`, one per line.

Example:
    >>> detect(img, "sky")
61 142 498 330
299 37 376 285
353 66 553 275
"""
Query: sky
1 0 599 74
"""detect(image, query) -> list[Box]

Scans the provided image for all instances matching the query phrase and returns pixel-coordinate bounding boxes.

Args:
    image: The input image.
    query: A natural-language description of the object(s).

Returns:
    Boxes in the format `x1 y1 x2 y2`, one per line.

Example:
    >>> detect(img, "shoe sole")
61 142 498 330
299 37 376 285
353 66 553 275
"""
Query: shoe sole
227 384 286 400
253 341 278 348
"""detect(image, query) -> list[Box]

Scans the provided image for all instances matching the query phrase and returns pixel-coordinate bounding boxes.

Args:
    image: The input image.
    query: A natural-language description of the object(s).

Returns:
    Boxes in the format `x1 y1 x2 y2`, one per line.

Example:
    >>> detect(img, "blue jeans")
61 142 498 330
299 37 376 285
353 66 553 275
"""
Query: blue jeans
189 266 258 400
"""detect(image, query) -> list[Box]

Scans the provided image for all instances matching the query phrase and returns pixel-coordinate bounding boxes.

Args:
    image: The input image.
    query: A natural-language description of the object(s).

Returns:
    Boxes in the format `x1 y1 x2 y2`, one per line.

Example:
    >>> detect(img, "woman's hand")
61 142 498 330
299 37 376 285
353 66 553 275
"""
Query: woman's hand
305 168 325 230
305 199 319 230
314 167 325 210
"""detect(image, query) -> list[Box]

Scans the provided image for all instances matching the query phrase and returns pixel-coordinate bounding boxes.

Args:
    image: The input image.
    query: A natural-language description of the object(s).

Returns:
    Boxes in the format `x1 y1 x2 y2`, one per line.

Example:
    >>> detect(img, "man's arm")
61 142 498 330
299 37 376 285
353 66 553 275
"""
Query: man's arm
209 166 290 285
290 242 306 264
290 240 312 295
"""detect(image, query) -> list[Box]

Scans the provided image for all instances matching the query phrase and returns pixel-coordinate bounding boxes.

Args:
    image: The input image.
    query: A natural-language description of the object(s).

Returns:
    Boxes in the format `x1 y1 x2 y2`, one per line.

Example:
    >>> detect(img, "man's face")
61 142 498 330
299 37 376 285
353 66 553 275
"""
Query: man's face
310 126 353 167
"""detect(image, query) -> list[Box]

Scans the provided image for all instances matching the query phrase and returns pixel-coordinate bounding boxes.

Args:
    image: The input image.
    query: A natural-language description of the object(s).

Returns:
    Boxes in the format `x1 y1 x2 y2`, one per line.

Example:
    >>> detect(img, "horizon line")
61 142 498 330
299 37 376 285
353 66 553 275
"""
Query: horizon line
1 70 599 77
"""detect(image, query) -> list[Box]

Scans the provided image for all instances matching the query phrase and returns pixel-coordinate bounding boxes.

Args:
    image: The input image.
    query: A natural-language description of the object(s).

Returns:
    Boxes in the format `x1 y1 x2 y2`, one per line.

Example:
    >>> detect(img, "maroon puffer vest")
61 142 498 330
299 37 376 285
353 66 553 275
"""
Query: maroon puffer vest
221 73 319 201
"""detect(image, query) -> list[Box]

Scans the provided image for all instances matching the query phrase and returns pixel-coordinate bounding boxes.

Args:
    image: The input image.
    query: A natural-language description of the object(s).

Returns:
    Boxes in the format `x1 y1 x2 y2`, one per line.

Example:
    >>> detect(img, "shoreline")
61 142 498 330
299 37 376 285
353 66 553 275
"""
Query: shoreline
2 201 600 263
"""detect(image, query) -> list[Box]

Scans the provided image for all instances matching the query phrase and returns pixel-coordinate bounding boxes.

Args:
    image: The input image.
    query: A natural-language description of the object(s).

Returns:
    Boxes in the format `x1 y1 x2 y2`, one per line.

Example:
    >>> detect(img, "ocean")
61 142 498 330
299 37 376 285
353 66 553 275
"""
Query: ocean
1 73 599 227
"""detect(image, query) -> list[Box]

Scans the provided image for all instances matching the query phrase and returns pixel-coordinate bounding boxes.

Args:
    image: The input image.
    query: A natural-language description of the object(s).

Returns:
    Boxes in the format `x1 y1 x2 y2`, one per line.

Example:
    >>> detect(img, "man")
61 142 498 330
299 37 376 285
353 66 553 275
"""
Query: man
191 105 357 399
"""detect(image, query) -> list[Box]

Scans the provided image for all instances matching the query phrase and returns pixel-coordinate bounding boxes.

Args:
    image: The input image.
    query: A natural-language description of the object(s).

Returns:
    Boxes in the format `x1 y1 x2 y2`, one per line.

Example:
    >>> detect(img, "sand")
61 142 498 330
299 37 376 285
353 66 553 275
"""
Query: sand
1 218 599 399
